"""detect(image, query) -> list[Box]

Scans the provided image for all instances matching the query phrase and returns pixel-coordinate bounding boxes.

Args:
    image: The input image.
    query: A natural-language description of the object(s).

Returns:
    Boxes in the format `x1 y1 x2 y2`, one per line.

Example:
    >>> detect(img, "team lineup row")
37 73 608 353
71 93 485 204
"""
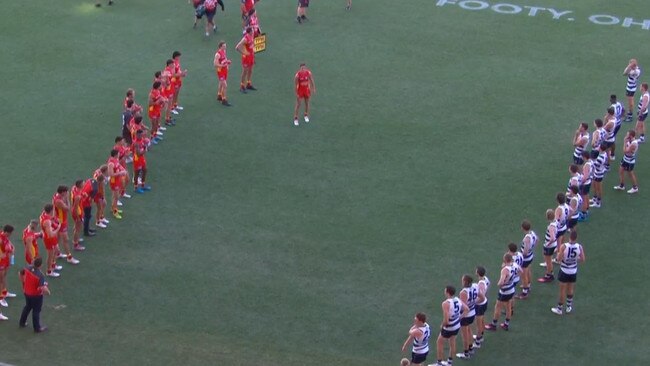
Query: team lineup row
398 59 646 366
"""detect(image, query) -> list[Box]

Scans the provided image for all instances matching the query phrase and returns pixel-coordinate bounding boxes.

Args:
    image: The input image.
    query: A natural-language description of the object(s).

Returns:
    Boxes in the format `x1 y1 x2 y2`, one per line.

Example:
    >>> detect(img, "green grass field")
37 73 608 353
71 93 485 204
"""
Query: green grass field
1 0 650 365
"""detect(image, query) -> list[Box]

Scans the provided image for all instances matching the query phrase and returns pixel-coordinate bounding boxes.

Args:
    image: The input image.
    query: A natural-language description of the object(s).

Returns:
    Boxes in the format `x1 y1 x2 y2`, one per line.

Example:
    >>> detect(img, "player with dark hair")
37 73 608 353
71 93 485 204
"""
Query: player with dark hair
572 122 589 165
456 275 478 360
472 266 489 349
635 82 649 142
70 179 86 249
236 27 257 93
132 130 152 194
39 205 61 278
293 63 315 126
297 0 309 23
623 59 641 122
485 253 516 331
432 286 467 366
0 224 16 315
614 130 640 194
551 230 586 315
52 185 80 264
401 312 431 366
214 41 232 106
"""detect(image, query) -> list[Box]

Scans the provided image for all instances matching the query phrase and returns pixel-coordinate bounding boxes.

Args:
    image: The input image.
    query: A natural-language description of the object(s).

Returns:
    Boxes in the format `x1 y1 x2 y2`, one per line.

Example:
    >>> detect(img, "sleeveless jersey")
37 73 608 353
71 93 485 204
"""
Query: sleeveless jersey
461 283 479 318
412 323 431 354
567 173 583 192
638 92 649 115
593 151 608 179
442 297 462 332
605 118 617 143
612 101 624 125
623 139 639 165
39 212 57 244
627 67 641 93
476 276 490 306
593 127 606 149
570 195 583 220
582 160 594 185
573 132 589 161
544 221 558 249
511 253 523 283
498 265 518 296
520 231 538 262
215 49 228 70
52 192 68 225
556 203 569 231
560 242 583 275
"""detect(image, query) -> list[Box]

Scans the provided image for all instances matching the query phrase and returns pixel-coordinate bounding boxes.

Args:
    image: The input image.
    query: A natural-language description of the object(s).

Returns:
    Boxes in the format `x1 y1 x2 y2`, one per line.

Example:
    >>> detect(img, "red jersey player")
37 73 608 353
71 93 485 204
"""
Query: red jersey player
93 165 109 229
70 179 86 249
241 0 256 26
108 149 128 219
149 81 167 139
214 41 232 106
40 204 62 277
0 225 16 313
171 51 188 113
114 136 132 199
236 27 257 93
133 130 152 194
52 185 80 264
293 63 316 126
247 9 261 36
22 220 42 265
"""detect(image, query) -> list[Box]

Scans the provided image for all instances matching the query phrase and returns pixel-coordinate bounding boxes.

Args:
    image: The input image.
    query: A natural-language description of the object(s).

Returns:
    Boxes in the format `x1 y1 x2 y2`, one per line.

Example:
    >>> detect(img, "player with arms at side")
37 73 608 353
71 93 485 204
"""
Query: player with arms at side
236 27 257 93
132 130 152 194
52 186 80 265
293 63 315 126
589 145 608 208
456 275 478 360
623 59 641 122
171 51 188 114
566 185 582 233
432 286 467 366
635 82 649 143
0 225 17 316
214 41 232 106
401 312 430 366
515 220 537 299
602 108 616 171
538 209 558 282
297 0 309 23
578 151 593 221
551 230 586 315
554 192 569 245
608 95 625 159
108 149 128 219
485 253 516 332
93 165 109 229
472 266 489 349
572 122 589 165
614 130 640 194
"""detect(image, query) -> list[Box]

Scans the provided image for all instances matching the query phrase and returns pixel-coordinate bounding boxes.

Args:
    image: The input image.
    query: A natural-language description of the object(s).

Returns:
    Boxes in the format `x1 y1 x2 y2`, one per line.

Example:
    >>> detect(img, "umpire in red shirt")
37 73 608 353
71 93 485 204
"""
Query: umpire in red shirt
19 257 50 332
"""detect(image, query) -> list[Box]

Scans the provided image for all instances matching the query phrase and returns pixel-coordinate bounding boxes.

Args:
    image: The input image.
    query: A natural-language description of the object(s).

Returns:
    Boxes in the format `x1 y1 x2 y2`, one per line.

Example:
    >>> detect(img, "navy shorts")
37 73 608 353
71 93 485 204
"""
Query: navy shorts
497 292 514 302
558 271 577 283
557 228 566 238
613 123 622 137
522 259 532 268
206 8 216 21
567 218 578 229
626 90 635 97
573 156 584 165
440 328 459 339
412 351 428 364
621 161 635 171
543 246 556 256
475 303 487 316
460 315 475 326
640 113 648 122
601 141 613 150
298 0 309 7
594 177 603 182
580 183 591 195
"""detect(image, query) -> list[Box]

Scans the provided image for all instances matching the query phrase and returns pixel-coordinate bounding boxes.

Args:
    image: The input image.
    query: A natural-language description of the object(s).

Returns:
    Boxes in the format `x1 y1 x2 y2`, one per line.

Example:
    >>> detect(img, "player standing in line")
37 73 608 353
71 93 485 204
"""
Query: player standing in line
81 176 103 238
551 230 586 315
236 27 257 93
591 118 605 151
93 165 109 229
589 145 608 208
505 243 522 316
39 205 61 278
608 95 625 158
293 63 315 126
614 130 640 194
572 122 589 165
472 266 489 349
602 107 616 171
635 82 649 142
52 186 80 265
70 180 86 248
108 149 128 219
346 0 352 10
578 151 593 221
401 313 431 366
22 220 42 265
162 60 177 127
554 192 569 245
485 254 516 331
566 164 582 195
296 0 309 23
132 130 152 194
171 51 188 113
538 209 558 282
515 220 537 299
149 81 167 134
0 225 16 315
566 185 582 232
623 59 641 122
456 275 477 360
432 286 467 366
214 41 232 106
113 137 132 199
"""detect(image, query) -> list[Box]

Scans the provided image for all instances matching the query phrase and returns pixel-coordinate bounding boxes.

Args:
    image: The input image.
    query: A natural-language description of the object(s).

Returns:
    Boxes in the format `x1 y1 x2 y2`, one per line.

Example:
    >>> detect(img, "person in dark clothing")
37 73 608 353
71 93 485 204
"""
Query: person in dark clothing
19 257 50 333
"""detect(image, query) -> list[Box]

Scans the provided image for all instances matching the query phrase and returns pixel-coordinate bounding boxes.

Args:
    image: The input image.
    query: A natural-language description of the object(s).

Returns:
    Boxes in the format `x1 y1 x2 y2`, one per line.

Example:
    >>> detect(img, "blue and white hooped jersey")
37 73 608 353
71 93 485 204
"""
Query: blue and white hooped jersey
623 139 639 165
477 276 490 306
573 132 589 161
627 67 641 92
461 283 479 318
442 297 462 332
498 265 518 296
638 92 649 115
570 195 583 220
544 221 558 249
520 231 537 262
612 102 624 125
582 161 594 185
412 323 431 354
560 242 583 275
593 152 608 179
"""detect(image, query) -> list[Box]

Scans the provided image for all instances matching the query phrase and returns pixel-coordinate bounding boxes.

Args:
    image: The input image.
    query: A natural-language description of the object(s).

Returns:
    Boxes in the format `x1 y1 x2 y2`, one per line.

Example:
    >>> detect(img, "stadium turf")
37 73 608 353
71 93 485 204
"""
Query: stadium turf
1 0 649 365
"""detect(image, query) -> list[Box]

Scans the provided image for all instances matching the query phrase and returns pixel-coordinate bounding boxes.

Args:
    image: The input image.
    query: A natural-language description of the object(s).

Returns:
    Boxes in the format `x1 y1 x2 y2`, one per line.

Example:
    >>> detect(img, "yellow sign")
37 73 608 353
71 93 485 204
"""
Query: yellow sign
254 33 266 53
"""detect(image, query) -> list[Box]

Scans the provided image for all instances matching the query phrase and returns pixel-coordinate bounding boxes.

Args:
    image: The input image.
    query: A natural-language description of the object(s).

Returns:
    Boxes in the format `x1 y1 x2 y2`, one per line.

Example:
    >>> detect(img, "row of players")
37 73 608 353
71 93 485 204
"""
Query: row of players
397 60 649 365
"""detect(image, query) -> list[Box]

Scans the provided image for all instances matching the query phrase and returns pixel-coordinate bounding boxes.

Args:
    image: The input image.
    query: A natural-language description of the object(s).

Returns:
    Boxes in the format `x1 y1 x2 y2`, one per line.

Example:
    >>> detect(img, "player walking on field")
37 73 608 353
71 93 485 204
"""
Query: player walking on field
293 63 315 126
623 59 641 122
613 130 640 194
236 27 257 93
401 312 431 366
214 41 232 106
551 230 585 315
635 82 649 143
